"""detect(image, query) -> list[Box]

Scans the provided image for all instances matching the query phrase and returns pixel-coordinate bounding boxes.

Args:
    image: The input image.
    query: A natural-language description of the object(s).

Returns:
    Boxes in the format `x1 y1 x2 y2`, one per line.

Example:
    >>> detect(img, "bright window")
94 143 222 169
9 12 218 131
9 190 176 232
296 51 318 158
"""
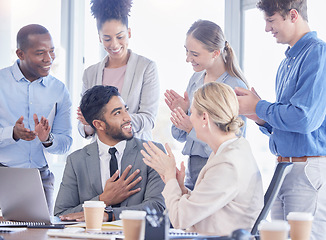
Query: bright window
10 0 64 83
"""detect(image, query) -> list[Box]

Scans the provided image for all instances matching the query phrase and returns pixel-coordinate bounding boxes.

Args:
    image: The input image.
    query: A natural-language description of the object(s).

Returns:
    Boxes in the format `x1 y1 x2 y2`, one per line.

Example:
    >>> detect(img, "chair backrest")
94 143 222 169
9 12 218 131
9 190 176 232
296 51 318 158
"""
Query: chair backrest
251 162 293 236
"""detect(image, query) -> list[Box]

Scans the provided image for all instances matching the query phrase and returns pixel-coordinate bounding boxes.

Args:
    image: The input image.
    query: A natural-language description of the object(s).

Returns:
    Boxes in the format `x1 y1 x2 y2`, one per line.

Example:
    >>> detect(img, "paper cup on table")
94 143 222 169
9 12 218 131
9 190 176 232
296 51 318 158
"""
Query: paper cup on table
258 220 290 240
82 201 105 232
120 210 146 240
287 212 313 240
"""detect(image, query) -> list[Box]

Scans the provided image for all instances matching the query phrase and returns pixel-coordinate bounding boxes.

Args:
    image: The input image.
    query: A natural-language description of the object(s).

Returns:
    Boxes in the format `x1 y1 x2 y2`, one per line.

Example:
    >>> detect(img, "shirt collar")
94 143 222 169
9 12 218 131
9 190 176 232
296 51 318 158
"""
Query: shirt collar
97 136 127 157
12 60 48 87
285 31 317 58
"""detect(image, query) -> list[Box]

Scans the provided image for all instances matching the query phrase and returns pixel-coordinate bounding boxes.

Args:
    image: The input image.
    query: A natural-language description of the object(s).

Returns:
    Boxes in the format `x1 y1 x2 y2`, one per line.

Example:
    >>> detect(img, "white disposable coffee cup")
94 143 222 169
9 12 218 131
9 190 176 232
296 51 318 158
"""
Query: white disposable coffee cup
258 220 290 240
82 201 105 232
120 210 146 240
287 212 313 240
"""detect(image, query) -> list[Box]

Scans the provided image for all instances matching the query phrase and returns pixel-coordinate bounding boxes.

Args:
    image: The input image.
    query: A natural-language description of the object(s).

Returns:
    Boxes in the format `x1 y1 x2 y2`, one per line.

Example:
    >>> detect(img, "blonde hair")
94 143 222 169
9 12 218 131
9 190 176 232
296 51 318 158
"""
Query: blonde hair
193 82 244 133
187 20 249 88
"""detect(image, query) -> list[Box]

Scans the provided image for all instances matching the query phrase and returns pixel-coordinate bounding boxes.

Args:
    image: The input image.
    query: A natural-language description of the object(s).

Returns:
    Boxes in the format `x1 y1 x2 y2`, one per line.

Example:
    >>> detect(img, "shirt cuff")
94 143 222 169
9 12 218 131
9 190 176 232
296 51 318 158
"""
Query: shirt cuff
162 178 182 199
2 126 17 144
256 100 271 120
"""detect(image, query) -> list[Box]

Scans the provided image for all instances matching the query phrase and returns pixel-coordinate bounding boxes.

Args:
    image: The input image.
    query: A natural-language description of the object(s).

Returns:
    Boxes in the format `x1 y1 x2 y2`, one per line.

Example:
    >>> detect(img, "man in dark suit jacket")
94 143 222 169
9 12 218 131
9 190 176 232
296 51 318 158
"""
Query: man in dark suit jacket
54 85 165 221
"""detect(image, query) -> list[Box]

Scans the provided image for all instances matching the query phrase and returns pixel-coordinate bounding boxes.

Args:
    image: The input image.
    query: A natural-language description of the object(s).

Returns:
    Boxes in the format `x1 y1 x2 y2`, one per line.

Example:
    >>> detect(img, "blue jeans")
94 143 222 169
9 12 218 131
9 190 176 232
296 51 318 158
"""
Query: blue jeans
271 157 326 240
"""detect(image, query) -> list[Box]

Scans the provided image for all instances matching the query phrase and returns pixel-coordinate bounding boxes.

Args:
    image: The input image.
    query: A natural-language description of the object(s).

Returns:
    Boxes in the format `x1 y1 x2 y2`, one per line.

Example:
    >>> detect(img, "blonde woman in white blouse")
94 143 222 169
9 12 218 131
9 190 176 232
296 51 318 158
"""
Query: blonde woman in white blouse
141 82 263 236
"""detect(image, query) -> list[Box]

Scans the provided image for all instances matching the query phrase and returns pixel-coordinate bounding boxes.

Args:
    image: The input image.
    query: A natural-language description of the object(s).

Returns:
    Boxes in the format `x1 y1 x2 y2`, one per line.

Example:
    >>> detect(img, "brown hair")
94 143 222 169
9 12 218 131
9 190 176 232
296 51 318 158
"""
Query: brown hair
187 20 249 88
257 0 308 21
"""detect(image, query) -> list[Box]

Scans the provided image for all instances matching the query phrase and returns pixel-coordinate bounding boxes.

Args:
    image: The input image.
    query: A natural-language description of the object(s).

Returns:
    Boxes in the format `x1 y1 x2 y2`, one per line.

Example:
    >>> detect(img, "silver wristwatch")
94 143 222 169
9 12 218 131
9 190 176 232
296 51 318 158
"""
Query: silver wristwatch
42 133 54 144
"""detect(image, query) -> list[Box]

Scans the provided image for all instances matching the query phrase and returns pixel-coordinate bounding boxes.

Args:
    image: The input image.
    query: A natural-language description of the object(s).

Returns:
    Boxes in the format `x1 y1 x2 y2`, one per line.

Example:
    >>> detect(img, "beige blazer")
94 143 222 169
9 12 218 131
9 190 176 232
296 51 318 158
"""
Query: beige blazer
162 137 263 235
80 51 159 141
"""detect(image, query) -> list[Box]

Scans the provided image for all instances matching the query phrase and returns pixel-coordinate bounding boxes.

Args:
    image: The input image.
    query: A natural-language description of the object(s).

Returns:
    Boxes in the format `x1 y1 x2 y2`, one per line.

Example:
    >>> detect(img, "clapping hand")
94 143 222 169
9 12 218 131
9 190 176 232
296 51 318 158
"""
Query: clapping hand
34 114 51 142
164 90 190 113
141 142 176 184
234 87 265 125
77 107 88 125
176 161 187 194
13 116 36 141
171 107 193 133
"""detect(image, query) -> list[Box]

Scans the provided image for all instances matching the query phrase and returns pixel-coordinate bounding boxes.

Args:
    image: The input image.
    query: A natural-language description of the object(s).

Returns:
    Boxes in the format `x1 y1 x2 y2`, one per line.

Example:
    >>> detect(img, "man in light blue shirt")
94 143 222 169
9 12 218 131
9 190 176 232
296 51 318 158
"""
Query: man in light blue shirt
235 1 326 239
0 24 72 215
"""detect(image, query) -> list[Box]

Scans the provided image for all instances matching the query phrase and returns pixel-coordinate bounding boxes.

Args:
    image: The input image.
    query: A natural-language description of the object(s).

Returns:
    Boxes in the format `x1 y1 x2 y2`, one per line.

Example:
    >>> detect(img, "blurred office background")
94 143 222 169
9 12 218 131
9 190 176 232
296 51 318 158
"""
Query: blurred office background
0 0 325 203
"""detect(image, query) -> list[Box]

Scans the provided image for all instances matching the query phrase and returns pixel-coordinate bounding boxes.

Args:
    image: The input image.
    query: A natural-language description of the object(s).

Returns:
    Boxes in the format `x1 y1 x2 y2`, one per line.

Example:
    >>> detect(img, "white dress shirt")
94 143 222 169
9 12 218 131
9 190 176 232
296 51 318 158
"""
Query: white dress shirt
97 137 127 190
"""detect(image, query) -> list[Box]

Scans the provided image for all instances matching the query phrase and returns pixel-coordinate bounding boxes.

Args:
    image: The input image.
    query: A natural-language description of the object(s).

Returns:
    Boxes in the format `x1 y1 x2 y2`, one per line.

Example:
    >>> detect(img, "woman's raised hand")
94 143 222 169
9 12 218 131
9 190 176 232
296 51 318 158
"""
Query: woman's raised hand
164 90 190 113
171 107 193 133
77 107 89 125
141 142 176 183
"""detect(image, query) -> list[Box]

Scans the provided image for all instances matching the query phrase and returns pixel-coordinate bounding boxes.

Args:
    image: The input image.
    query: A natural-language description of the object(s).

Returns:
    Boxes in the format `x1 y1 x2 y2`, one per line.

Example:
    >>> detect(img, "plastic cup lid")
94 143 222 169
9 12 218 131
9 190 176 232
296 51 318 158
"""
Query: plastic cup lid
258 220 290 231
120 210 146 220
82 201 105 208
287 212 314 221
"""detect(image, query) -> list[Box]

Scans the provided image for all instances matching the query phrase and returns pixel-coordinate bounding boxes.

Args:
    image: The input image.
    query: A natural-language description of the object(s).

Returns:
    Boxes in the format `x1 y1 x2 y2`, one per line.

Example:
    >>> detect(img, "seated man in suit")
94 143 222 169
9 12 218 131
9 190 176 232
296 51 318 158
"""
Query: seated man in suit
54 85 165 221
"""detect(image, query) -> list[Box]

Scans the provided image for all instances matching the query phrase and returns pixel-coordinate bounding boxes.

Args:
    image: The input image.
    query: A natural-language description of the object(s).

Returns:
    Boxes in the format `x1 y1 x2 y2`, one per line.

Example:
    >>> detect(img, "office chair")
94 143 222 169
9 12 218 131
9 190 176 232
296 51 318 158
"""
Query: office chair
251 162 293 236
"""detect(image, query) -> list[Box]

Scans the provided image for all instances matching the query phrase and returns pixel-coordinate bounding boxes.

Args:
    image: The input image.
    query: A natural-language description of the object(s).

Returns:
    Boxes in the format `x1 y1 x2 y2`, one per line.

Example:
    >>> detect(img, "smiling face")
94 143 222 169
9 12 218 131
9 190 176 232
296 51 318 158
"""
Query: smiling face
16 33 55 82
99 19 131 64
185 34 217 72
264 11 296 46
98 96 133 145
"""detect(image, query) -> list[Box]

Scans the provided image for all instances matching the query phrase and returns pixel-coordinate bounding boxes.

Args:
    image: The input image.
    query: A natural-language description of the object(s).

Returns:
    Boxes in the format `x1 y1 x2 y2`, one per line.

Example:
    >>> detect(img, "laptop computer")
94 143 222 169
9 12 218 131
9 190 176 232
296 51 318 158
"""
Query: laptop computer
0 167 56 225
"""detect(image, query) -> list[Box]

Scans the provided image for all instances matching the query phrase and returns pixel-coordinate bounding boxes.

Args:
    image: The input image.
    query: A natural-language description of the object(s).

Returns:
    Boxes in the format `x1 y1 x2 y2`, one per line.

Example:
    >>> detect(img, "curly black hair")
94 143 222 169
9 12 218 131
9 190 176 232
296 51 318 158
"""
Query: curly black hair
90 0 133 30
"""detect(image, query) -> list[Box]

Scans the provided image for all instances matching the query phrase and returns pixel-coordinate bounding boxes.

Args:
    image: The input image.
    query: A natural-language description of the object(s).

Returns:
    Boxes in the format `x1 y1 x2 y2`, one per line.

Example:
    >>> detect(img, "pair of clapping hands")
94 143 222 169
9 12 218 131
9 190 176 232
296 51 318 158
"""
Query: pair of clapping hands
13 114 51 143
164 86 265 126
164 89 192 133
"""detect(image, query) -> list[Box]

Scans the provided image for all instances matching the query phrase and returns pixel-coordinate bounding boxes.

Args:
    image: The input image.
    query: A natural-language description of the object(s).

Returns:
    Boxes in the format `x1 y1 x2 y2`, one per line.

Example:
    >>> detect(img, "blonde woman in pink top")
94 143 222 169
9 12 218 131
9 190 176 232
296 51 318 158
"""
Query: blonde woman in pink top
77 0 159 141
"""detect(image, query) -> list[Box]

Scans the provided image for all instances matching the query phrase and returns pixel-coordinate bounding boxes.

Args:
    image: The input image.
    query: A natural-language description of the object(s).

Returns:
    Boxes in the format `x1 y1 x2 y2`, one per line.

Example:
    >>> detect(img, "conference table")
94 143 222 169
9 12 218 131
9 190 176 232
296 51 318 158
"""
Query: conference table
1 228 54 240
0 228 197 240
0 217 196 240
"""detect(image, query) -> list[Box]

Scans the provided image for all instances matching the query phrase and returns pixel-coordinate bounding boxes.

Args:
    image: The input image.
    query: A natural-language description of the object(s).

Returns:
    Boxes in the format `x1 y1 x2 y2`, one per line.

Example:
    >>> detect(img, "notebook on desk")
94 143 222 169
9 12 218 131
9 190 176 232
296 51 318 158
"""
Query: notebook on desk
0 167 64 226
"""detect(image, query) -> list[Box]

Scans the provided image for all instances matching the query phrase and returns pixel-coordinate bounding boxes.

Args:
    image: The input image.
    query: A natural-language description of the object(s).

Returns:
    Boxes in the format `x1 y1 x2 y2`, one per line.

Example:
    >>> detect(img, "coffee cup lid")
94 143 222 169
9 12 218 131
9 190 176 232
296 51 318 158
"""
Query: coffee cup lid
287 212 314 221
120 210 146 220
82 201 105 208
258 220 290 231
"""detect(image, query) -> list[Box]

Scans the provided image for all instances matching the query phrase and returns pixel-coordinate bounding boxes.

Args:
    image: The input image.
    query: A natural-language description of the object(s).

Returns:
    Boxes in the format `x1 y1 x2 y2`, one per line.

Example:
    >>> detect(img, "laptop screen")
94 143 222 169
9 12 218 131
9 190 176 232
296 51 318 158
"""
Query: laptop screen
0 167 51 224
